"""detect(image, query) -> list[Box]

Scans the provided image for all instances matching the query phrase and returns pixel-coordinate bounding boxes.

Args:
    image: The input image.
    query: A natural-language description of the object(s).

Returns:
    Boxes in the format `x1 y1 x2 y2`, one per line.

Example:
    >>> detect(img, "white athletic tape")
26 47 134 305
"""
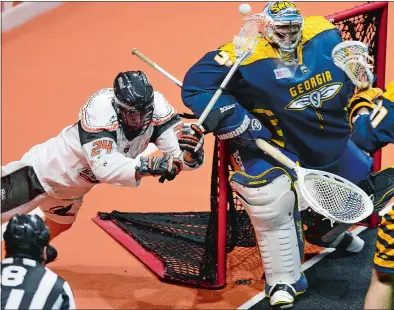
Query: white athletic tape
379 202 394 217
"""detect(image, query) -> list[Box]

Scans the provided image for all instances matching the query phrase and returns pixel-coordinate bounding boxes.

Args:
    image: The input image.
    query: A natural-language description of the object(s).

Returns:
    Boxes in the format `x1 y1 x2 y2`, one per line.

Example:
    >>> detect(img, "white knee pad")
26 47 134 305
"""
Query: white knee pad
40 197 83 225
230 174 302 286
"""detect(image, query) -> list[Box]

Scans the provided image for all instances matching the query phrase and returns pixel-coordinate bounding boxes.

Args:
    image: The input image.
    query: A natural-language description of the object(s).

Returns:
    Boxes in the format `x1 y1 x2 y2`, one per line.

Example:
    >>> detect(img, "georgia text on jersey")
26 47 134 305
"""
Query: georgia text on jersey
182 16 355 167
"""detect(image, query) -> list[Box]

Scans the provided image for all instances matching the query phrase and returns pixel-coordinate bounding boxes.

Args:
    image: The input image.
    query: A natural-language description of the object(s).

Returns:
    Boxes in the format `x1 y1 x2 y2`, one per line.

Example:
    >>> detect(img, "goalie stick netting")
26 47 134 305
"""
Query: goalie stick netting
95 2 388 289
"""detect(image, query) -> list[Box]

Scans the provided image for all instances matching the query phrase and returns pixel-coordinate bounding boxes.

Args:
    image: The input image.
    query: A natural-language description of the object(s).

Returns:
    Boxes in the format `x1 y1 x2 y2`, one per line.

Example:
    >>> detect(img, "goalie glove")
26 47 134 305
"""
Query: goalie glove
348 87 383 127
136 156 183 182
178 124 205 167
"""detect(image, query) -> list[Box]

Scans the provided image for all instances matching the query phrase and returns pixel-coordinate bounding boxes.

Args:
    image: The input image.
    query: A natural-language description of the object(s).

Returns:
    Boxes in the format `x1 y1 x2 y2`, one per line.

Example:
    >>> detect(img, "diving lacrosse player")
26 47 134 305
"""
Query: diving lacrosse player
2 71 205 260
179 1 392 307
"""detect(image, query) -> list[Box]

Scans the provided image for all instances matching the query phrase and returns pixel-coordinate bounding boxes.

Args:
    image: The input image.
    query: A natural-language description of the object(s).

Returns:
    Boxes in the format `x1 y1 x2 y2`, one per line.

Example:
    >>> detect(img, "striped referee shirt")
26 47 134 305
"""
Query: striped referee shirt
1 257 76 309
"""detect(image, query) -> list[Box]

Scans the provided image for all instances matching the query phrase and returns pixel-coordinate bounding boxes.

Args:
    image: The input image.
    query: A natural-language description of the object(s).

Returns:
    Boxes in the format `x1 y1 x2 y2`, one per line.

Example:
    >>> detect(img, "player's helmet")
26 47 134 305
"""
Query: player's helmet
4 214 50 262
262 2 304 54
113 71 155 139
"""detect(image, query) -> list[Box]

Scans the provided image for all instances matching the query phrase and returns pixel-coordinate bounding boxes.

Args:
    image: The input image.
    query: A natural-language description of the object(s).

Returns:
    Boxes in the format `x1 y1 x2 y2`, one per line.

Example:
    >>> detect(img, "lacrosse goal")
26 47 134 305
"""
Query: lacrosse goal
93 2 388 289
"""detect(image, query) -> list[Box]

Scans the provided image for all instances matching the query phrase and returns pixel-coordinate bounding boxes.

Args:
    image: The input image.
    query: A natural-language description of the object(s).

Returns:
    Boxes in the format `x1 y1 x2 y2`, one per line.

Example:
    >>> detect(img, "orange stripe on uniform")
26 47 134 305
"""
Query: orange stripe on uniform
229 155 242 172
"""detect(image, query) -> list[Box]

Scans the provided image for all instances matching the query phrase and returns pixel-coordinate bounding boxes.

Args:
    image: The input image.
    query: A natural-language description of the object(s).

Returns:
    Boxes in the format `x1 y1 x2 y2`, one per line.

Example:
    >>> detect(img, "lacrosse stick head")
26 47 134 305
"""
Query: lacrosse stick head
261 2 304 54
233 13 265 59
331 41 375 90
295 166 374 224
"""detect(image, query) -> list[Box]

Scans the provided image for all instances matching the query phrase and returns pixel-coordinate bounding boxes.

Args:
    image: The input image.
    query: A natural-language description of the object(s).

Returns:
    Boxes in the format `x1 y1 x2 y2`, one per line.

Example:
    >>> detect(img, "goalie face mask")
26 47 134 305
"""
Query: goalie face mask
113 71 154 138
262 2 304 54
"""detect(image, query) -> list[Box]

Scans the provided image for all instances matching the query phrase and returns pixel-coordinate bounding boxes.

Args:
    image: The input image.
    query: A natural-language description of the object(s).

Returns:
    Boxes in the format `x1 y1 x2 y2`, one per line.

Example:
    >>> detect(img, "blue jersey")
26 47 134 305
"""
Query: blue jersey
182 16 355 167
351 84 394 153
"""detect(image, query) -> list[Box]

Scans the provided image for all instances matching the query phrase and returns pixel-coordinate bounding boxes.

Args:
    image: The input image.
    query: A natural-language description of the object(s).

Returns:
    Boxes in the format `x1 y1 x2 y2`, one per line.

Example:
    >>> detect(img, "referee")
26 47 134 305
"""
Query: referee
1 214 76 309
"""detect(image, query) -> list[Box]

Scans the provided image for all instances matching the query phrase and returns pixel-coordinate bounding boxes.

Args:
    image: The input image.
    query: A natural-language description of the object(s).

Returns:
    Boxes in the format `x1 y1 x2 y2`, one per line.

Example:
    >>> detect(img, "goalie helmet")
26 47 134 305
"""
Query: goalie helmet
113 71 154 139
262 2 304 54
4 214 50 262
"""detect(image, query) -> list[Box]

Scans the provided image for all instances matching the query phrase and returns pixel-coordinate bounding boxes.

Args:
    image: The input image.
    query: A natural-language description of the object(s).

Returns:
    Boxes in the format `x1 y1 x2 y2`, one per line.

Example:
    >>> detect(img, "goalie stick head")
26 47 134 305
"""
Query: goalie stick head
113 71 154 139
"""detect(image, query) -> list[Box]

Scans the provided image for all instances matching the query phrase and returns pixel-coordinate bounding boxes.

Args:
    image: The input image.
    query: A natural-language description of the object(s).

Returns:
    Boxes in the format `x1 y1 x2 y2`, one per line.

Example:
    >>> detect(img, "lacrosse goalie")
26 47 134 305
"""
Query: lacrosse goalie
180 1 380 306
1 70 205 263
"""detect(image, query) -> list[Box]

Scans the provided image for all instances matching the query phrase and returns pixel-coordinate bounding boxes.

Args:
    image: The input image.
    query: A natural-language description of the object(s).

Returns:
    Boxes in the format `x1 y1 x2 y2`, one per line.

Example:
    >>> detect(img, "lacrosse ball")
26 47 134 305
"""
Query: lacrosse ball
239 3 251 16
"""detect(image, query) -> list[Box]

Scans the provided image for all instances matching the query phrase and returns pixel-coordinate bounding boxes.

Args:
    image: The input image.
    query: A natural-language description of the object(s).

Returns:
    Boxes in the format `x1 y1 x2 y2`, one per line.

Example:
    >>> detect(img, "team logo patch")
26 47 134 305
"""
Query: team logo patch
251 119 262 131
47 204 75 217
78 167 100 184
286 83 343 110
274 68 292 80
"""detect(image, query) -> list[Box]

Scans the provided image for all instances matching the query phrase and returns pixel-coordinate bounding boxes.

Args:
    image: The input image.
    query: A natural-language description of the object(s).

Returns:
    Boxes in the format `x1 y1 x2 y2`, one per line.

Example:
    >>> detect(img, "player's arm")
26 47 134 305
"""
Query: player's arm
79 97 182 185
181 47 242 133
151 92 204 171
79 123 183 185
350 81 394 153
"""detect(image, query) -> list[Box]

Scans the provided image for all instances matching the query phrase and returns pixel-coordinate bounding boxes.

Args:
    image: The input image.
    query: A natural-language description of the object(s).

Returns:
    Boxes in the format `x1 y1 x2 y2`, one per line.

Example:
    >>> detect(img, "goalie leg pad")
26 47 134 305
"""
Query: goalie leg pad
230 171 304 287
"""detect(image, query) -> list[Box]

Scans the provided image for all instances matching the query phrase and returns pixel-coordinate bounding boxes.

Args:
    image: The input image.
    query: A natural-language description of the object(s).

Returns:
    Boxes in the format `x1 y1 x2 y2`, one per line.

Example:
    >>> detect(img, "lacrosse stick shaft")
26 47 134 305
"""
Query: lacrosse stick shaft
132 48 183 88
255 138 297 170
196 49 250 126
133 47 250 127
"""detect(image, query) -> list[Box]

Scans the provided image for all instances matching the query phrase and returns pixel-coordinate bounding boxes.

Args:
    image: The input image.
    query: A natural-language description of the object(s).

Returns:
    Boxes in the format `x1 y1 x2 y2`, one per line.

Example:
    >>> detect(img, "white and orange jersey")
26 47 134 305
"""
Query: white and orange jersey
18 88 194 199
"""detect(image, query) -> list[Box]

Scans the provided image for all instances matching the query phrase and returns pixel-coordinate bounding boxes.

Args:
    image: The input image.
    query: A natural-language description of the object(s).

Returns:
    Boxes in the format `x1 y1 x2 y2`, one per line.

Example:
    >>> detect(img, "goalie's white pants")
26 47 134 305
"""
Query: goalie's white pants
231 174 302 287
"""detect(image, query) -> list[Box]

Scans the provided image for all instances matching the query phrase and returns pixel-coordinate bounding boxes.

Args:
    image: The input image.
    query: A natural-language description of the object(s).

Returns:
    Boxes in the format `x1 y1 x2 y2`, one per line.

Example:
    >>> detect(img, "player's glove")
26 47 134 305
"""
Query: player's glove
178 124 205 167
348 87 383 127
136 156 183 182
